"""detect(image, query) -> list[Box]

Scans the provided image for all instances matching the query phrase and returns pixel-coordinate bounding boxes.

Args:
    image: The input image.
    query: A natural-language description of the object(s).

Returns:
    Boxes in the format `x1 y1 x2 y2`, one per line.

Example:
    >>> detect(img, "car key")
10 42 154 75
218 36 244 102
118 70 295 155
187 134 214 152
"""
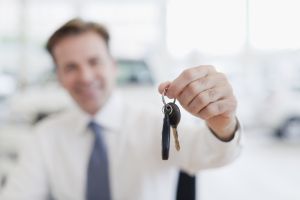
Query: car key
162 104 171 160
167 102 181 151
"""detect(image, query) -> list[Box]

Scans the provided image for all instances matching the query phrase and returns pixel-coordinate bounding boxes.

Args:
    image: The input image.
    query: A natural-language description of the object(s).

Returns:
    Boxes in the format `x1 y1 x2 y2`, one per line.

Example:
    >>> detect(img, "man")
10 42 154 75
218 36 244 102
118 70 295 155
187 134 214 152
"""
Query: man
0 19 241 200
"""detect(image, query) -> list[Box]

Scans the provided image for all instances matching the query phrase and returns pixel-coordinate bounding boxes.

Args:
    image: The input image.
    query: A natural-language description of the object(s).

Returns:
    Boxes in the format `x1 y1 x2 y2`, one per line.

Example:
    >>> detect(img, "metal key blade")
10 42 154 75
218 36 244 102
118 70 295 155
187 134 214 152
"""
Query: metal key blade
168 102 181 152
172 127 181 151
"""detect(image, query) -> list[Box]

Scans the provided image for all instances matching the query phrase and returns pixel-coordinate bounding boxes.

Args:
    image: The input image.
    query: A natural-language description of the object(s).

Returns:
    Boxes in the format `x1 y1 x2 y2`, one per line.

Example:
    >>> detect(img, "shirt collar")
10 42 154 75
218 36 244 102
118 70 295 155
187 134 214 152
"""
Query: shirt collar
72 91 124 135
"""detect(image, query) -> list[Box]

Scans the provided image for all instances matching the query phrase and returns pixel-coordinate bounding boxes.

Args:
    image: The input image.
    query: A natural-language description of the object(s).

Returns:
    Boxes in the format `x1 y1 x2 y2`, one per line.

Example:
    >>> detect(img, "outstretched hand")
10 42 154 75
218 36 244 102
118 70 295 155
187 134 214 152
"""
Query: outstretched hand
158 65 238 141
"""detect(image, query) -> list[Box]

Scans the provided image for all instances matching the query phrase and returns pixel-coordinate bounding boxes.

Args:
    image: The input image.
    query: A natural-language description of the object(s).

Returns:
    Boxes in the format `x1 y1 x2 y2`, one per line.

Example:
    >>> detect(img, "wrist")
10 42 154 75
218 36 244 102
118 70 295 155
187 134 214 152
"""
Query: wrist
207 116 238 142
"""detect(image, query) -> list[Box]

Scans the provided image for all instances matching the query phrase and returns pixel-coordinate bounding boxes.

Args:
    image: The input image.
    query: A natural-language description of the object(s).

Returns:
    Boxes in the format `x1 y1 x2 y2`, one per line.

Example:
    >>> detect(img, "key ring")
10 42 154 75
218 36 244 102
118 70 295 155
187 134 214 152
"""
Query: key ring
162 88 176 106
161 88 175 115
162 104 173 115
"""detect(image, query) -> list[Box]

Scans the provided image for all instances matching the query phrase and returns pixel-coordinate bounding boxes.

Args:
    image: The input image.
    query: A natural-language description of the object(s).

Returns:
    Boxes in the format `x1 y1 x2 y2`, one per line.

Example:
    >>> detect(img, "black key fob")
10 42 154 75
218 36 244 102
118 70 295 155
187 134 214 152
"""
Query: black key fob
168 102 181 127
162 109 170 160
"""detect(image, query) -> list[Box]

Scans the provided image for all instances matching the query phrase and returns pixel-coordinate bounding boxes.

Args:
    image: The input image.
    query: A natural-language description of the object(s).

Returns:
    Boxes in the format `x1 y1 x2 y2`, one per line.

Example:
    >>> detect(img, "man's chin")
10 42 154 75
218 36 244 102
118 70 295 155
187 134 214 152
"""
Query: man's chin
72 92 111 115
75 98 103 115
80 104 101 115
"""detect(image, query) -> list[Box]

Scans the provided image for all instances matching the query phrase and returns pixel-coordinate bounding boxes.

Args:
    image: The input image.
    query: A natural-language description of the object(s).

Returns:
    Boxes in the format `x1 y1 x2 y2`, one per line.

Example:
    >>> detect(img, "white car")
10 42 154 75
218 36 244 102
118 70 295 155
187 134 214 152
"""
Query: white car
259 88 300 138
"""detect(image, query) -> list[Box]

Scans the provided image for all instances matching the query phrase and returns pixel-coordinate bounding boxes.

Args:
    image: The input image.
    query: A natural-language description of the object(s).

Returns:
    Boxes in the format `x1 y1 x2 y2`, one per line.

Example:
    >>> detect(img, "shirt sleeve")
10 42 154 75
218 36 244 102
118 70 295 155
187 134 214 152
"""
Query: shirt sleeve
0 132 49 200
169 118 242 174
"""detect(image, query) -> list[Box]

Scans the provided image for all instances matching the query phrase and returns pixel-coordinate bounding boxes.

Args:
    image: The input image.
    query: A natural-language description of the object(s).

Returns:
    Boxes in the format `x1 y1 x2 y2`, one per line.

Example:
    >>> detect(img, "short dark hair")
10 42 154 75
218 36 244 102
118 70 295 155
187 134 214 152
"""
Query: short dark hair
46 18 110 57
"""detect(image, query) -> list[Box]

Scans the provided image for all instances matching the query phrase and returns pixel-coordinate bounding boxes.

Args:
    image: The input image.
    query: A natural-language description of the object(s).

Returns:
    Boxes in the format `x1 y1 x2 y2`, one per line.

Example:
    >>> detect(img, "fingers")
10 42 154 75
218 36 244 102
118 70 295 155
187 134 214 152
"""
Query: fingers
177 73 228 106
166 65 216 99
185 86 233 114
158 65 237 122
196 98 237 120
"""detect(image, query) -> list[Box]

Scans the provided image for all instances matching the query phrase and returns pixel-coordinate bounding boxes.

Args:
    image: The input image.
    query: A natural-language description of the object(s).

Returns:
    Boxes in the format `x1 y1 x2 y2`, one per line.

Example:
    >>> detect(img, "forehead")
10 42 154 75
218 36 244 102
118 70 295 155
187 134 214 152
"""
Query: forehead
53 31 109 62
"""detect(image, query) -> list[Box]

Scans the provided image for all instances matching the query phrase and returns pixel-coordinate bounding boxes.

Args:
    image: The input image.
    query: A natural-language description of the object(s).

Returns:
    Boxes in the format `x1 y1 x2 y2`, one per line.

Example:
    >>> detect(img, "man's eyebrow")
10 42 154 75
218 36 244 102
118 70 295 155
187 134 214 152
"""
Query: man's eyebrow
64 62 78 68
89 56 102 62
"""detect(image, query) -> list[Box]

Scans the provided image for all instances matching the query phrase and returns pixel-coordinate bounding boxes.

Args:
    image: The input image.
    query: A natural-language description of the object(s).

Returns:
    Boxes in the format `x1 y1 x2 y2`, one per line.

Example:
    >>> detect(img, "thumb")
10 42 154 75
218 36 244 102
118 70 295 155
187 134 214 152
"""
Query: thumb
158 81 171 94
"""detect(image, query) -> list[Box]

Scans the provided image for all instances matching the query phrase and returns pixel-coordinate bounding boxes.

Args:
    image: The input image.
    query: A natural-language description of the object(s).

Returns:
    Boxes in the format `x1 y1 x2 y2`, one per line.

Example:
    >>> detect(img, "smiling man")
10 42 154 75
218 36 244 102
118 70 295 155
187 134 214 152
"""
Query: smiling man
0 19 241 200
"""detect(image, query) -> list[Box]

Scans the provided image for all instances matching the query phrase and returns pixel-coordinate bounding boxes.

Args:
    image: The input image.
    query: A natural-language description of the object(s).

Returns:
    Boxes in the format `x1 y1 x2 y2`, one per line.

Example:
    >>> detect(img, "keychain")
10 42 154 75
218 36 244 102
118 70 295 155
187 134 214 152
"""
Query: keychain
161 88 181 160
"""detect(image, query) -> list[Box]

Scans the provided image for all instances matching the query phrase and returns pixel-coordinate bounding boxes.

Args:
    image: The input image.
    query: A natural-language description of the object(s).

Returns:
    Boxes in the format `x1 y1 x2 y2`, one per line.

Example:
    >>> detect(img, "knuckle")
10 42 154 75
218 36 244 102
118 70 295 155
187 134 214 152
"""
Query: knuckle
196 93 209 106
207 104 219 115
208 88 216 100
216 72 227 81
187 103 198 115
182 69 194 80
198 110 209 120
217 103 224 113
206 104 214 114
198 78 208 88
191 108 199 115
187 82 198 95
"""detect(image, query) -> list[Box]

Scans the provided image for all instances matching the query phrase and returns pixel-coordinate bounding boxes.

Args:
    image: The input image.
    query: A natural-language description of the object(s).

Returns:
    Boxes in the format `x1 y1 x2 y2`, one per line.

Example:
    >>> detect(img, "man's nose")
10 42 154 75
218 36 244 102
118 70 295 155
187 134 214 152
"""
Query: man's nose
78 66 94 83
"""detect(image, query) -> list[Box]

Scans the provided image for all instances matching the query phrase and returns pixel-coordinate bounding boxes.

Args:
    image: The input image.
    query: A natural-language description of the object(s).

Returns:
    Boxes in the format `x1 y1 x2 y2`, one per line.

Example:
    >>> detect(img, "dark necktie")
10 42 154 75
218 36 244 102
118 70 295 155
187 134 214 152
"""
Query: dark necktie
86 121 111 200
176 171 196 200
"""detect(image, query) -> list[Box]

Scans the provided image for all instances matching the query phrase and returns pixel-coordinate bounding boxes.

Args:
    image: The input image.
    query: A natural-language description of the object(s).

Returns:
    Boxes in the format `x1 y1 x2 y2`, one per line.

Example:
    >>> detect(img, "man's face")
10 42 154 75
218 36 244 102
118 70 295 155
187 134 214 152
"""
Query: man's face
53 31 117 115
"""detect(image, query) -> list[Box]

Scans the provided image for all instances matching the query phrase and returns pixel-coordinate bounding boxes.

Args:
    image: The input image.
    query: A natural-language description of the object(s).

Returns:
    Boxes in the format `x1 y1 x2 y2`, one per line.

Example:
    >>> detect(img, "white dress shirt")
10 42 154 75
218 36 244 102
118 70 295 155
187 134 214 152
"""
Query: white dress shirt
0 92 241 200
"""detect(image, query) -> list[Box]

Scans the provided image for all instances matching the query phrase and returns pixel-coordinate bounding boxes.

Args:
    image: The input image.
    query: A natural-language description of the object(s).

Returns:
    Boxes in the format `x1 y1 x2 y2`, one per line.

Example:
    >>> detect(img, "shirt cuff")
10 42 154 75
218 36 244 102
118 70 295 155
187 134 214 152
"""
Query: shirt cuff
207 117 241 143
205 117 242 147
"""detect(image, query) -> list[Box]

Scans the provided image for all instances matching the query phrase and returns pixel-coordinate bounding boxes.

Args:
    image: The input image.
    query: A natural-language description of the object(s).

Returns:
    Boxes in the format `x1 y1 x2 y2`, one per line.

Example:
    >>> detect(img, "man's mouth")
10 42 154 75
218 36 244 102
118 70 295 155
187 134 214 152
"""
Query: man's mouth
76 84 101 99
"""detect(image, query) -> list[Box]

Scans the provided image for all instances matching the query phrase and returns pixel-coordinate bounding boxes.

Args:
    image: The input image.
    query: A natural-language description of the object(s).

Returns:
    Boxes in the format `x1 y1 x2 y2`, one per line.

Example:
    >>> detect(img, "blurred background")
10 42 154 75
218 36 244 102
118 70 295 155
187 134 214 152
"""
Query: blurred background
0 0 300 199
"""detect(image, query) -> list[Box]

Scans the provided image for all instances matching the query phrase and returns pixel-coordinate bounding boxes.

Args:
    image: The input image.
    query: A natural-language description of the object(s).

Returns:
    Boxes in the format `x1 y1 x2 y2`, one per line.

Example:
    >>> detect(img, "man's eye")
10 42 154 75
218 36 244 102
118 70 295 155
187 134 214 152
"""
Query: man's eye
64 64 77 72
89 58 103 67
